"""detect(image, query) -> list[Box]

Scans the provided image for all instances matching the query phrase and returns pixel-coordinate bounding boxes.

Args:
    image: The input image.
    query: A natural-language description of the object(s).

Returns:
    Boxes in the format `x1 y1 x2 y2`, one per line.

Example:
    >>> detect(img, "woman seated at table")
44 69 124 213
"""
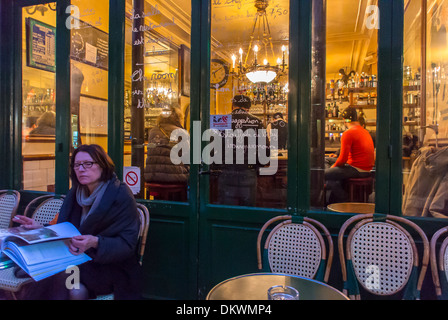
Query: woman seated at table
14 144 142 300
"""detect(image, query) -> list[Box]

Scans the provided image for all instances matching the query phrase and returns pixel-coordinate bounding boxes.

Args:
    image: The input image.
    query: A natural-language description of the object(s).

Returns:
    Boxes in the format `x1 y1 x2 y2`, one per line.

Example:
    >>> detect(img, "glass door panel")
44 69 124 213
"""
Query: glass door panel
209 0 289 208
311 0 378 212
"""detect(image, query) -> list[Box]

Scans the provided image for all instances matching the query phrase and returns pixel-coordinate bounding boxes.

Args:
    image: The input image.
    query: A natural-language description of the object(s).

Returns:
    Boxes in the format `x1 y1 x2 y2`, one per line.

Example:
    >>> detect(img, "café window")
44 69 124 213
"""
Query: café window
21 1 110 192
22 3 57 192
208 0 290 208
124 0 191 201
401 0 448 218
311 0 378 213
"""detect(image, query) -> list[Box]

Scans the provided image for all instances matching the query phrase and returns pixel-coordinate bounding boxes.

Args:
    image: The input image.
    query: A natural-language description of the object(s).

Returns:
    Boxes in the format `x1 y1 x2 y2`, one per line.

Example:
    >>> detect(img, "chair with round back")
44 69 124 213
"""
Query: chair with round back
0 190 20 229
338 213 429 300
93 203 150 300
0 194 65 299
24 194 66 226
430 226 448 300
257 215 334 283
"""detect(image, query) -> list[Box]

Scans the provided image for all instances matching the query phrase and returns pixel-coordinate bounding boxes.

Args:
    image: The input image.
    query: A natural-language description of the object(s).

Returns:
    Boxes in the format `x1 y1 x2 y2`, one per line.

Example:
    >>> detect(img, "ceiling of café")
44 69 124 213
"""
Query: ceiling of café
132 0 380 80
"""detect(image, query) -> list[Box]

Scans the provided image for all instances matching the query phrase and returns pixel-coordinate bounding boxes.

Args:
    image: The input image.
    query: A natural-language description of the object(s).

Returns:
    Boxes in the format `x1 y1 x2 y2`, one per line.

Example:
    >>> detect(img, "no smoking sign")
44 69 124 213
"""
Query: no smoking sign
123 166 141 195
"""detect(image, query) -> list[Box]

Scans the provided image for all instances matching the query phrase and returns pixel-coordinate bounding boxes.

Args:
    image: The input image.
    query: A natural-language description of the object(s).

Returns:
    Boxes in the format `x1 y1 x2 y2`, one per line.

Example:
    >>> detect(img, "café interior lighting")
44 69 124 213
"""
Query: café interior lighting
230 0 288 84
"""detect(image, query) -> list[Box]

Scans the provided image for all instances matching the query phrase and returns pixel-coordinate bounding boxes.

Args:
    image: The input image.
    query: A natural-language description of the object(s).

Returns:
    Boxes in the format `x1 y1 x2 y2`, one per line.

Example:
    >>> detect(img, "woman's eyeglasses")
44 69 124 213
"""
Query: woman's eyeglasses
73 161 97 170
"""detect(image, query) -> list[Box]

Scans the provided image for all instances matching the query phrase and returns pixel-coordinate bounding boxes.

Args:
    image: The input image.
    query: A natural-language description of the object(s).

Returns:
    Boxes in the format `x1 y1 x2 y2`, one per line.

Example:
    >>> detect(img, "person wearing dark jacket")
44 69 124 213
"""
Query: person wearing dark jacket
14 144 142 299
29 111 56 135
144 105 189 184
216 95 268 206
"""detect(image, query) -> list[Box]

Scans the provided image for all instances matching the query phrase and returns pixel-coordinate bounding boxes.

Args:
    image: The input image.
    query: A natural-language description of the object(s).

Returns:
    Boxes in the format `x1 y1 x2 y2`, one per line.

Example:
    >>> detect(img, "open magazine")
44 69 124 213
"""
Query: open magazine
0 222 92 281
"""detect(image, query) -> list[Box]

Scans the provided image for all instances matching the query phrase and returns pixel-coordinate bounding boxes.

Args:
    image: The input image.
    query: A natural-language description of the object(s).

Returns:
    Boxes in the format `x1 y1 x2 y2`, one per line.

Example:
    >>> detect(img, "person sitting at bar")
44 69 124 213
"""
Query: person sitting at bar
13 144 142 299
325 106 375 204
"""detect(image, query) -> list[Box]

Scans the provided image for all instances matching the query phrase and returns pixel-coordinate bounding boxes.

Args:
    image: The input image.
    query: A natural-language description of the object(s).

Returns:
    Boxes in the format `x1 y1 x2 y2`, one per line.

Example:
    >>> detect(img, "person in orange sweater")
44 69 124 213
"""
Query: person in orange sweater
325 107 375 203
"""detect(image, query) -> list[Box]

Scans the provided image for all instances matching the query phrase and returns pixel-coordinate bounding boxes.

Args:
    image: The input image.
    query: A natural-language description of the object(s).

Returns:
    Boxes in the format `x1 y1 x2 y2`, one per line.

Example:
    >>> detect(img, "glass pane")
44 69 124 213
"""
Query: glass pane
402 0 447 218
22 3 57 192
125 0 191 201
70 0 109 151
209 0 289 208
312 0 378 213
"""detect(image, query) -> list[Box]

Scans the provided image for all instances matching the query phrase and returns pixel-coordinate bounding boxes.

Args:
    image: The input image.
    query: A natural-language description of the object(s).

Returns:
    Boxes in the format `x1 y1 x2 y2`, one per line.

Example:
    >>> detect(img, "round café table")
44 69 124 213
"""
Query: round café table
206 273 349 300
327 202 375 214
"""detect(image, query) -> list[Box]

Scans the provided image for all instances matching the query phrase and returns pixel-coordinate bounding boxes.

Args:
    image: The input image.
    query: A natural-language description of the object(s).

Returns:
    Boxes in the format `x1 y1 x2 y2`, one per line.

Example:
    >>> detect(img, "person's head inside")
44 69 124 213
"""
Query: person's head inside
157 103 183 128
71 144 115 194
340 106 359 128
36 111 56 128
232 95 251 110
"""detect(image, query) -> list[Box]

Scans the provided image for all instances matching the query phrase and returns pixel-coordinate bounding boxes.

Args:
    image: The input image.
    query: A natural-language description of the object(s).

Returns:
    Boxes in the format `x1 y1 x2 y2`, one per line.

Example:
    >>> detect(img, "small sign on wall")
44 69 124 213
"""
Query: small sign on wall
123 166 141 195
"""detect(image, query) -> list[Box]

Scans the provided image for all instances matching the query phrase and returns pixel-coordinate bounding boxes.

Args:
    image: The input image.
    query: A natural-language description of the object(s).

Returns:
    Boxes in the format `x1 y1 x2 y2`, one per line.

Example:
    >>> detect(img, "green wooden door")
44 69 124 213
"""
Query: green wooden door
195 0 312 299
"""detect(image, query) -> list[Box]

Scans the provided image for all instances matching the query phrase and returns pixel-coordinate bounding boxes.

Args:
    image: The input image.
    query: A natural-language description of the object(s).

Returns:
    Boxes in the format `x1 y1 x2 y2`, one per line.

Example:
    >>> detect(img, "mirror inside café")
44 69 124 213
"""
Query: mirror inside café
209 0 289 208
401 0 448 219
124 0 191 201
311 0 378 213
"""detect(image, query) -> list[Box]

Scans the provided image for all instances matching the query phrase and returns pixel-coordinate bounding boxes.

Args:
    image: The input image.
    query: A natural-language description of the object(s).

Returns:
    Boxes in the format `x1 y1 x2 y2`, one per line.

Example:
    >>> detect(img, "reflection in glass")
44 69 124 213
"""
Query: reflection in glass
70 0 109 151
402 0 448 218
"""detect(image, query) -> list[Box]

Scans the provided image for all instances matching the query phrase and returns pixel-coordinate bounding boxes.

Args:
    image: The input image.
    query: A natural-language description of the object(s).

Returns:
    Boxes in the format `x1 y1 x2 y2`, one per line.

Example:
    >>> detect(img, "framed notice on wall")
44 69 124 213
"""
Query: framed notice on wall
26 18 56 73
70 19 109 71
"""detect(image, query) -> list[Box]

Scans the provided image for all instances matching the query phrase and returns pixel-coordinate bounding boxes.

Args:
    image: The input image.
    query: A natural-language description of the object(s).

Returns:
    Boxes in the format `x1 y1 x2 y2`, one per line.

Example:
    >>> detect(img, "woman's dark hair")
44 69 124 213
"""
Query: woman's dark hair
70 144 115 187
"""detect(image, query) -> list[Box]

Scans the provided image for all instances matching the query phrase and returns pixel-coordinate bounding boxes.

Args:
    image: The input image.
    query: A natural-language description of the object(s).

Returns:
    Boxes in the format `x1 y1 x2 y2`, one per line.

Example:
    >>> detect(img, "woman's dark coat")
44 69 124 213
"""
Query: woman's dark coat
57 175 142 299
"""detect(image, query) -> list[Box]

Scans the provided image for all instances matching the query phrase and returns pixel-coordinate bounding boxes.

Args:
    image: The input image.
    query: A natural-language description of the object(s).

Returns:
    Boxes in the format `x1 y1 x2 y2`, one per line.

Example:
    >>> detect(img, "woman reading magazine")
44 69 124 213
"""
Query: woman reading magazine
14 144 142 300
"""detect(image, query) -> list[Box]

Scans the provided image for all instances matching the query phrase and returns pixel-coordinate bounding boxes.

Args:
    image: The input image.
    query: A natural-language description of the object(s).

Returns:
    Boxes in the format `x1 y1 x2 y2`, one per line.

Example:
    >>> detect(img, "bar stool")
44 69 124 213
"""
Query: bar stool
145 183 187 201
346 176 373 203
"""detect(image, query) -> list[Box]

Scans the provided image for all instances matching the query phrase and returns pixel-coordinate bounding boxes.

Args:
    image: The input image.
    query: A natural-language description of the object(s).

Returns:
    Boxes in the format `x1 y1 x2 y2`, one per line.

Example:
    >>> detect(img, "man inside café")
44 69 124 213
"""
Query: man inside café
324 106 375 204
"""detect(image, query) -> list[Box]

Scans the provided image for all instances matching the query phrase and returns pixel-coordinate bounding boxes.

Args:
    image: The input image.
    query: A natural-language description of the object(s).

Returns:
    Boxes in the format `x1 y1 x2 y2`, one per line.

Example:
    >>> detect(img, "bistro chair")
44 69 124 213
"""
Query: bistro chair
338 213 429 300
429 226 448 300
23 194 65 226
257 215 334 283
0 194 65 299
0 190 20 229
94 203 150 300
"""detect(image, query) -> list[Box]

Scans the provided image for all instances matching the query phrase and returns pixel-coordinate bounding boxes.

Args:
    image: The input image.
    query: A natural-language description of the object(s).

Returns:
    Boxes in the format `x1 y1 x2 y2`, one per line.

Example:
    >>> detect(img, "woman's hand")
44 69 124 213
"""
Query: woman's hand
12 215 42 230
69 235 98 255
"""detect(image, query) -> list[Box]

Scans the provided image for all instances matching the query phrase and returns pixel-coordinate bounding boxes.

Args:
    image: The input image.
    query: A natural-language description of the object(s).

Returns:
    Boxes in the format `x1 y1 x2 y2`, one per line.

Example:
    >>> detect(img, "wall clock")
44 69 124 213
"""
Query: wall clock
210 59 229 89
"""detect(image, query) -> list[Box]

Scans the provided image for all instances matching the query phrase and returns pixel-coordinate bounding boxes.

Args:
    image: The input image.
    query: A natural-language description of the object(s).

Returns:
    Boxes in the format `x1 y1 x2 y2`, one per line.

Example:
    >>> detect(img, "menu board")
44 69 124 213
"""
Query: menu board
26 18 56 72
70 19 109 71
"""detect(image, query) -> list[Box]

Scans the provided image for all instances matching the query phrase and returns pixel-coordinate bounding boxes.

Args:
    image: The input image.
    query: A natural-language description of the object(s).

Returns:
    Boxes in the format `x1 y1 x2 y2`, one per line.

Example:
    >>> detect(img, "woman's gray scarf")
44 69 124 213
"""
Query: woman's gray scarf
76 180 109 225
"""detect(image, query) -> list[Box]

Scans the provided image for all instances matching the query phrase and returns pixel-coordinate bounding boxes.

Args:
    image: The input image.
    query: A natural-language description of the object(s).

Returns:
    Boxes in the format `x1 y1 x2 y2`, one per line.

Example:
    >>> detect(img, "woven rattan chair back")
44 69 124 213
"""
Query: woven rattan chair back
430 226 448 299
94 203 150 300
136 203 150 266
24 195 65 226
338 214 429 300
257 215 333 283
0 190 20 229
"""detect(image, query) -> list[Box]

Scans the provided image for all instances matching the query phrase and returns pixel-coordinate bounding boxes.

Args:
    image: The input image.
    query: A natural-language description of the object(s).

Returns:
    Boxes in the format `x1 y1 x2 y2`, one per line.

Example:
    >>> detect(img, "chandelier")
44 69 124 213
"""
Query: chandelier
231 0 288 84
